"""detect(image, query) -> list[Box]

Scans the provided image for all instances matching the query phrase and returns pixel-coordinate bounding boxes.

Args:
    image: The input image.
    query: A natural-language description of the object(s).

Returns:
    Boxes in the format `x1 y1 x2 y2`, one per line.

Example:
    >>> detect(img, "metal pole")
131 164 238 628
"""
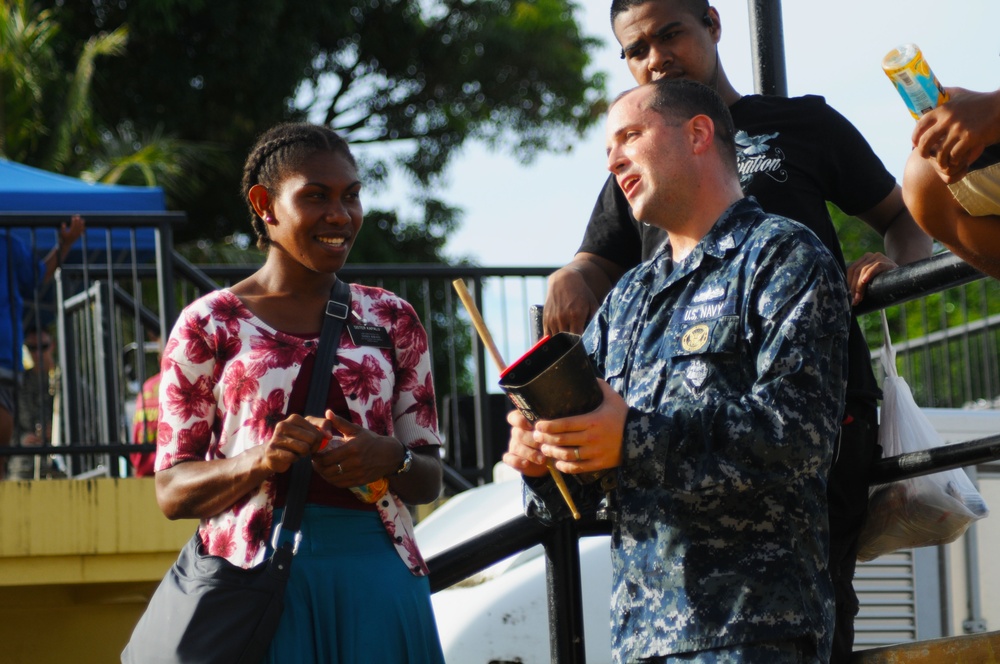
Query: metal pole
961 469 988 634
854 252 983 316
747 0 788 96
426 513 549 593
869 433 1000 485
155 217 177 338
471 278 490 482
545 520 587 664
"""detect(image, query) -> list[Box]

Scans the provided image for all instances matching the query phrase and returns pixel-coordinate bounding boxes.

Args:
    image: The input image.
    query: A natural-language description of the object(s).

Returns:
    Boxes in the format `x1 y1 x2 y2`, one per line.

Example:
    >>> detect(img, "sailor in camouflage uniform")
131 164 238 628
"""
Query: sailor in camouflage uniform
504 79 850 663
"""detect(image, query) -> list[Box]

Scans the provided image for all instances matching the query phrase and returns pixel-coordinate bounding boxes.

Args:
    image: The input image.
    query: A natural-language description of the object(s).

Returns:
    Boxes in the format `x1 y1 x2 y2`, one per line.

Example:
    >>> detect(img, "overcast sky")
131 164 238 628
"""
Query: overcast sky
359 1 1000 267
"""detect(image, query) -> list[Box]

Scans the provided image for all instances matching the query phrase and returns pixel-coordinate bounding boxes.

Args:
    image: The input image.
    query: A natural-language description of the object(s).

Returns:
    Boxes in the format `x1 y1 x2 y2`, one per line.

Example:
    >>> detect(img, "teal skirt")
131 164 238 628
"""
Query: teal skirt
263 505 445 664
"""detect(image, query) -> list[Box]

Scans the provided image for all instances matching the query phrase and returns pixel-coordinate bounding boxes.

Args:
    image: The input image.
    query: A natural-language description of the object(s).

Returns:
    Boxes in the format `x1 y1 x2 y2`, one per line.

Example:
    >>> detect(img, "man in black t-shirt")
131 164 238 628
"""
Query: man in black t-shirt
543 1 933 661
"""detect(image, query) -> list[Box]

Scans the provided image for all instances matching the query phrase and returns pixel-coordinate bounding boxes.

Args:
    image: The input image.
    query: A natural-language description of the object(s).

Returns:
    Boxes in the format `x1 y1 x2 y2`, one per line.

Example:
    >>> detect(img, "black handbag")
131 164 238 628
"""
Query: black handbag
122 280 352 664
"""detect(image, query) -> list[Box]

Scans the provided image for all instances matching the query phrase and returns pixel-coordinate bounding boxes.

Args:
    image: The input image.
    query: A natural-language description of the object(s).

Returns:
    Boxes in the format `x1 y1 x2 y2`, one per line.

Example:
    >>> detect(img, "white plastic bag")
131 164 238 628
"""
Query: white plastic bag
856 312 989 562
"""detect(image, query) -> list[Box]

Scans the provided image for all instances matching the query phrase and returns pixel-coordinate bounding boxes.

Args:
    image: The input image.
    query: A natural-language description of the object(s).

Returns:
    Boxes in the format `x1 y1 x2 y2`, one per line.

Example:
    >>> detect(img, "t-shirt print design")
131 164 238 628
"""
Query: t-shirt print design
735 130 788 187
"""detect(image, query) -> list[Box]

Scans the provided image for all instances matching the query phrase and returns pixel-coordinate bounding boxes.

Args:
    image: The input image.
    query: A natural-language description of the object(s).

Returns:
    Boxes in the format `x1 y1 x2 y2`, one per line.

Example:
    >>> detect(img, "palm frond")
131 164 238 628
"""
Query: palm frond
81 123 232 207
44 25 129 170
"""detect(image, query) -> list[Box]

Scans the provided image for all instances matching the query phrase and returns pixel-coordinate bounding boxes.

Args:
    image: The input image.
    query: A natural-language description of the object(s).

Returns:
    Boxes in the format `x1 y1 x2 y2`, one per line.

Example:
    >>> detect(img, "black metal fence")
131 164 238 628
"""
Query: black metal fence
8 227 998 477
856 252 1000 409
2 214 557 487
2 213 181 479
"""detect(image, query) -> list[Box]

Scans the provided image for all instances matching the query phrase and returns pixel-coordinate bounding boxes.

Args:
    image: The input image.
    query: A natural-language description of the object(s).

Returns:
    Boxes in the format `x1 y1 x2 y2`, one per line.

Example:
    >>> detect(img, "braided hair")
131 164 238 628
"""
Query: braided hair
240 122 357 250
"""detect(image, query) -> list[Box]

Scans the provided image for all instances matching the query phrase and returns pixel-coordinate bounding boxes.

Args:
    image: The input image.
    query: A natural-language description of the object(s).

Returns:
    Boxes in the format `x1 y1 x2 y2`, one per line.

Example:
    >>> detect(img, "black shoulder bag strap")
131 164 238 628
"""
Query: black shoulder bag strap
269 278 351 574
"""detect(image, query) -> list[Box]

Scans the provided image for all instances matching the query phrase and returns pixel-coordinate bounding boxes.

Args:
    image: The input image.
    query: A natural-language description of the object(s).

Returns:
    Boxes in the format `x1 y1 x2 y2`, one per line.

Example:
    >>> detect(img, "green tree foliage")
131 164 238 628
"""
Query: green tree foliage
13 0 603 420
0 0 126 170
47 0 606 244
830 202 1000 407
0 0 224 208
350 198 459 264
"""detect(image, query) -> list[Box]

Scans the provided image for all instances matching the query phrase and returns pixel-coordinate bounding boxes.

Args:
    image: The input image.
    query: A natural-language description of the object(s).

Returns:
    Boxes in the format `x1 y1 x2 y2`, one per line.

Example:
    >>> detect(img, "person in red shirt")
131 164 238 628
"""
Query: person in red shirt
130 372 160 477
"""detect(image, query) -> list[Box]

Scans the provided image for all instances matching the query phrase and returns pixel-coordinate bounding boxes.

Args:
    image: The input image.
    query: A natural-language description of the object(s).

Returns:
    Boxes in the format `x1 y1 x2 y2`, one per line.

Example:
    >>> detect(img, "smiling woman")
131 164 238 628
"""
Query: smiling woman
247 149 362 288
147 123 448 663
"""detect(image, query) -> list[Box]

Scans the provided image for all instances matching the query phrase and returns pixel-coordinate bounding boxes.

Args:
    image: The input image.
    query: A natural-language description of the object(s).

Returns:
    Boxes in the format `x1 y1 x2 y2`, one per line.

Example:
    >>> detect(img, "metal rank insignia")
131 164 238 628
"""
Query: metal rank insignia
681 323 710 352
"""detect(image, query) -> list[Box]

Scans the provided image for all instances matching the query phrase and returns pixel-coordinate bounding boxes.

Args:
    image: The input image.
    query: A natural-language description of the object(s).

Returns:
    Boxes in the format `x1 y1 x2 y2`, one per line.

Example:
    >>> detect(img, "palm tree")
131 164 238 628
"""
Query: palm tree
0 0 219 207
0 0 60 162
81 122 230 211
1 0 125 168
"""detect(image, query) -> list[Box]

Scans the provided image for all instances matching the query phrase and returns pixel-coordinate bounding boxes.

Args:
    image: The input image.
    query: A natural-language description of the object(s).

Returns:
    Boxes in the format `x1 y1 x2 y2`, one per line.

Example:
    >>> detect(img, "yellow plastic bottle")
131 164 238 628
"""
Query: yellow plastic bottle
882 43 949 119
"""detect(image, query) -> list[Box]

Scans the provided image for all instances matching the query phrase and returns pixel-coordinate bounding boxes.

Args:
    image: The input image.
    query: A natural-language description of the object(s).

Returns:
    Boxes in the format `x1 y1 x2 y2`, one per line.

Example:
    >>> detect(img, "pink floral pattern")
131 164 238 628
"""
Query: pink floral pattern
335 354 387 404
406 372 439 430
163 365 214 422
210 294 253 336
250 334 312 370
221 360 265 415
244 388 287 445
372 298 427 369
156 285 442 572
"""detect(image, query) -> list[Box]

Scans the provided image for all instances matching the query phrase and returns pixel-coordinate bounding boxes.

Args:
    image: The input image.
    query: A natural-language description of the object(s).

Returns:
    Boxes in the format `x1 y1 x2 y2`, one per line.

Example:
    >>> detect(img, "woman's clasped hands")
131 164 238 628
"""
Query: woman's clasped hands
264 408 401 488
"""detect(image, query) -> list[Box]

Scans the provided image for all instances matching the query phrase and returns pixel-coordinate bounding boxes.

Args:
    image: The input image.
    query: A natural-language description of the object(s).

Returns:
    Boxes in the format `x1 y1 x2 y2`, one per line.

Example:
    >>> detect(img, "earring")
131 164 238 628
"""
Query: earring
264 213 275 223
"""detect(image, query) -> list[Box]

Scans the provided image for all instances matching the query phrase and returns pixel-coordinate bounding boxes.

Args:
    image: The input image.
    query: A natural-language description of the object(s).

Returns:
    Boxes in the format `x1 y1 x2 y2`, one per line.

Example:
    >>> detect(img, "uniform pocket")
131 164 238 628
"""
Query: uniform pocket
659 315 742 400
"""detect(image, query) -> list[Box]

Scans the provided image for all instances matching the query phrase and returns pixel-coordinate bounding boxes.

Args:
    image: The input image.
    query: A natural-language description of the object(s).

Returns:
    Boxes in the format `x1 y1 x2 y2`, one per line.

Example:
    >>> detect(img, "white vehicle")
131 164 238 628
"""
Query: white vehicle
416 473 614 664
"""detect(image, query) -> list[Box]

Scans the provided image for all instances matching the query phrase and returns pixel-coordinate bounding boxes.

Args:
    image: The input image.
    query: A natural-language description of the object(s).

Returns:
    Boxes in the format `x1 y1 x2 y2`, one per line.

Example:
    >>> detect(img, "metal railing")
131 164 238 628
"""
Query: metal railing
2 213 181 478
7 221 1000 482
3 216 557 486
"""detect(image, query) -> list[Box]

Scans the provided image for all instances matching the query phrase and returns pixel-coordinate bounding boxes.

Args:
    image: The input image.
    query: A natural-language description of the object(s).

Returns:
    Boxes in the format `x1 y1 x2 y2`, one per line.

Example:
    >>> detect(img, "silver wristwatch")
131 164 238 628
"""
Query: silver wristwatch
396 446 414 474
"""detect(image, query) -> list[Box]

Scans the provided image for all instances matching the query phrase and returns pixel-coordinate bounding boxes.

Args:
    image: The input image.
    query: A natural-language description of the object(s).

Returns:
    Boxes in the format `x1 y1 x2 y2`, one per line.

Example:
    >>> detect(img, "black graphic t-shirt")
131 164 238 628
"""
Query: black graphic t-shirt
579 94 896 400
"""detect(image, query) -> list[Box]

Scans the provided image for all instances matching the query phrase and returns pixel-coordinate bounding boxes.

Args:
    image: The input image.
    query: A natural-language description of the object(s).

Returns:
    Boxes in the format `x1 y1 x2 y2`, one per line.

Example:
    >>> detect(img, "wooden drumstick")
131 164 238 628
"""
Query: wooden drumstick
452 279 581 520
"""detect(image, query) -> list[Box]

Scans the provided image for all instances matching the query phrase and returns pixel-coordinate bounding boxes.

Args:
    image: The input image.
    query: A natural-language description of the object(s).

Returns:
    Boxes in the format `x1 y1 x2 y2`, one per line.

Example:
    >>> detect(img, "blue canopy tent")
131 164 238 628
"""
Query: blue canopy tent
0 159 166 263
1 160 180 459
1 160 176 337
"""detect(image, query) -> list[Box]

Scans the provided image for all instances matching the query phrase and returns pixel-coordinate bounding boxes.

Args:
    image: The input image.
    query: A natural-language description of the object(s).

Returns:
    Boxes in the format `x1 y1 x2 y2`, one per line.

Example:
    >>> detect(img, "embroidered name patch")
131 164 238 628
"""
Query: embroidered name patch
691 285 726 303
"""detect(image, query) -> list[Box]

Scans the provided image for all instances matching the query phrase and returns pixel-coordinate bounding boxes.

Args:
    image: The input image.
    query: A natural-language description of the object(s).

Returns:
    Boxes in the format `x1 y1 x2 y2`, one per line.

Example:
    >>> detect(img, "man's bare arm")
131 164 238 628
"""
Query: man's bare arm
543 252 626 335
864 186 935 266
848 186 933 304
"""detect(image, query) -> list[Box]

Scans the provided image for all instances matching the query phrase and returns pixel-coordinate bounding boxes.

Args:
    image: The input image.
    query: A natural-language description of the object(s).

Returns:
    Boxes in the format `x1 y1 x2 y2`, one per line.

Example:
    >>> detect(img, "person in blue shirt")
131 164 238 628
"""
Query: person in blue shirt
505 79 850 663
1 215 84 478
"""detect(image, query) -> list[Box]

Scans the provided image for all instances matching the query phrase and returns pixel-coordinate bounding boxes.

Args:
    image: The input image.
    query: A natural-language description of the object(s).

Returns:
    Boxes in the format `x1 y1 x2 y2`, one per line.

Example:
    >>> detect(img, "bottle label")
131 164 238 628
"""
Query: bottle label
882 44 949 119
351 478 389 504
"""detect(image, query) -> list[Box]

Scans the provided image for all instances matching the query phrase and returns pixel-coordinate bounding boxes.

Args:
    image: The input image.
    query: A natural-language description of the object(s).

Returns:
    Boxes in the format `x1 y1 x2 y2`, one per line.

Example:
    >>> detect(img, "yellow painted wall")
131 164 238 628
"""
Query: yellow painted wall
853 631 1000 663
0 478 192 664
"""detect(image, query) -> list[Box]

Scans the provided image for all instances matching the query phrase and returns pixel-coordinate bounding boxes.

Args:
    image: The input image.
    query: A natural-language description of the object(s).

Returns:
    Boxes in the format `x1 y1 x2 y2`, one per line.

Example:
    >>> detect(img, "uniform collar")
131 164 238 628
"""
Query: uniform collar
643 197 761 292
696 196 759 260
